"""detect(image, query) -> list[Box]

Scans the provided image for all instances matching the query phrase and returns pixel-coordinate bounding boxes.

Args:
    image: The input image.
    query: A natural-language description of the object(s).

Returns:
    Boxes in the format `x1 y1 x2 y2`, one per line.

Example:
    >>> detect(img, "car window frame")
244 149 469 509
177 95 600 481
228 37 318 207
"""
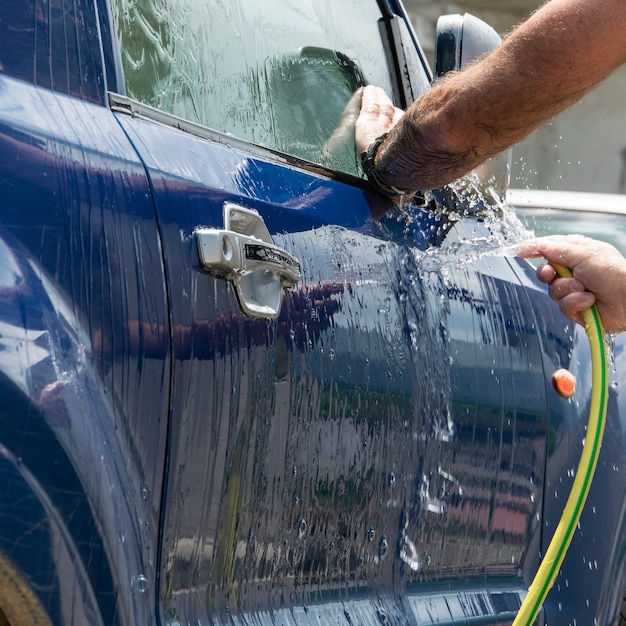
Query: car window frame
104 0 431 183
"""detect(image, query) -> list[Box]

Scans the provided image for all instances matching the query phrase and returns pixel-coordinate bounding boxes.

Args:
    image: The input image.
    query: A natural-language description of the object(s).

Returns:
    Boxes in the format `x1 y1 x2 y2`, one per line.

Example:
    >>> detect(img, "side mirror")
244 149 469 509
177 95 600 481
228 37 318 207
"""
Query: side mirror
434 14 511 199
435 13 501 77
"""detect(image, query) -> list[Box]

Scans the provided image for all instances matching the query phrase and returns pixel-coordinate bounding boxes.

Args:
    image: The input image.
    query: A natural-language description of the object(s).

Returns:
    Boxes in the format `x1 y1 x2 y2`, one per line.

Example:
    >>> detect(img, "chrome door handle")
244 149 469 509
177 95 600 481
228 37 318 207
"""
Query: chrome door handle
195 203 301 319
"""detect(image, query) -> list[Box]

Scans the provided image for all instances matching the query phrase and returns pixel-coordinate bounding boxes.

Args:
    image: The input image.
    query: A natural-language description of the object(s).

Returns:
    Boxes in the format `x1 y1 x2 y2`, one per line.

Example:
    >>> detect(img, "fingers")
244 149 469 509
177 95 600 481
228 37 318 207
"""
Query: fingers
359 85 397 119
392 104 405 126
342 87 364 118
516 234 592 266
535 263 557 284
557 290 596 326
322 89 365 156
355 85 403 153
534 261 595 326
547 275 587 302
536 260 593 302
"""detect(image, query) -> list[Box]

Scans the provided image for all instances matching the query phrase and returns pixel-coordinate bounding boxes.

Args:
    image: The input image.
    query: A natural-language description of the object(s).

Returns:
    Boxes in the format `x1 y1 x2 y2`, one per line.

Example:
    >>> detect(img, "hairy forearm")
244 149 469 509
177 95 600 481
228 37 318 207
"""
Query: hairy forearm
375 0 626 191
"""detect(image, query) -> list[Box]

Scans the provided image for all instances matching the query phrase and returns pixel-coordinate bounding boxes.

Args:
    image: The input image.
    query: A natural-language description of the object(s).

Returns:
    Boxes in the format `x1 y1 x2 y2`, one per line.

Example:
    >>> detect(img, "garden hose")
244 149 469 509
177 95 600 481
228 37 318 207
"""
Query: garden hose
513 263 609 625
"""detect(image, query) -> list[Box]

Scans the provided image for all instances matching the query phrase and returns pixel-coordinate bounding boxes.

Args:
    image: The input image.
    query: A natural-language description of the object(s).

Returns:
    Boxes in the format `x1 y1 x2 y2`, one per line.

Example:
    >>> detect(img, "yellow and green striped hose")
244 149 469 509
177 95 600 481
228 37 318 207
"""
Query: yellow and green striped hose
513 263 609 625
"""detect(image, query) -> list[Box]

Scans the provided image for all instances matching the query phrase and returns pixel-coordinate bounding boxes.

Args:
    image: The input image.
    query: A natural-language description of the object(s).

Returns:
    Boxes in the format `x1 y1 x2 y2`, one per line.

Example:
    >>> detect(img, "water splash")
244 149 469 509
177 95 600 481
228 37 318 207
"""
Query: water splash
433 410 456 443
417 176 533 272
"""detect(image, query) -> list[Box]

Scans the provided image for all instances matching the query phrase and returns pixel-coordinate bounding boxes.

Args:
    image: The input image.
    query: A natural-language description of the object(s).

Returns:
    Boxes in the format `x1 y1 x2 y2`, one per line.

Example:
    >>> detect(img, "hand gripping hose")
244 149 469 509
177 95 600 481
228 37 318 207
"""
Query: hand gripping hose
513 264 609 625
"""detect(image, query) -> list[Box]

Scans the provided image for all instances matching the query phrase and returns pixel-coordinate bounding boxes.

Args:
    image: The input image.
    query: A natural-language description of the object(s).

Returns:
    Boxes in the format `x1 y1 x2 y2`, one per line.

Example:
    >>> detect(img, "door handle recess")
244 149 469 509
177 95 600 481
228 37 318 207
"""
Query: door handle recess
195 203 301 319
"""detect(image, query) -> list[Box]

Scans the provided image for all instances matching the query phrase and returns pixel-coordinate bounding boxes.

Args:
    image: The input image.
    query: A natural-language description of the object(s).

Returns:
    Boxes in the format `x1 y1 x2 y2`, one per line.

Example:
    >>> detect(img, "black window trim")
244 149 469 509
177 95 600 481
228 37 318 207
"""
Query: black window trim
108 92 375 192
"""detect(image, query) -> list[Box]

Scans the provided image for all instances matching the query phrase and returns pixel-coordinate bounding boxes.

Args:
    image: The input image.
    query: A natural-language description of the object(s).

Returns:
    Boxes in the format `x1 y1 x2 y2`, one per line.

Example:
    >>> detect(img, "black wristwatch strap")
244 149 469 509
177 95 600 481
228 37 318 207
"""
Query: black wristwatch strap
360 133 412 197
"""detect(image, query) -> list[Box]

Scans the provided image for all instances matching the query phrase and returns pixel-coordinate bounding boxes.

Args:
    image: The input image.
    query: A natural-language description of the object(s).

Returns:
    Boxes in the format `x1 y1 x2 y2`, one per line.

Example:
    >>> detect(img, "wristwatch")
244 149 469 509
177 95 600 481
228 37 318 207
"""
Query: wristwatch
360 132 412 197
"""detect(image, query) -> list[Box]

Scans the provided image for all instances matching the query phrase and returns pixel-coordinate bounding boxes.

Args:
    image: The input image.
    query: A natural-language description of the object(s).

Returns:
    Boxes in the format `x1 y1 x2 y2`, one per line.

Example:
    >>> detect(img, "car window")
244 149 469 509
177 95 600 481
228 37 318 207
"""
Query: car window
516 208 626 255
112 0 429 175
0 0 104 102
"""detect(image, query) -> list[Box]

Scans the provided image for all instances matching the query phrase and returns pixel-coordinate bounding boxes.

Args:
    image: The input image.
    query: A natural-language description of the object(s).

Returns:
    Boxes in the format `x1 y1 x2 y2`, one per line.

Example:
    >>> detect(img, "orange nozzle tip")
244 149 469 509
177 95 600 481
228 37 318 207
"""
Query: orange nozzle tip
551 368 576 398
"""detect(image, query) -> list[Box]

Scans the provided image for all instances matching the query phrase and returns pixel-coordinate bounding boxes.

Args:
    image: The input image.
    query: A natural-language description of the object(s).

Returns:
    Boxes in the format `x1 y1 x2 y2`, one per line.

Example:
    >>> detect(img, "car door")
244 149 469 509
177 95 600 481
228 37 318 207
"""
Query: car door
0 0 170 623
108 0 553 623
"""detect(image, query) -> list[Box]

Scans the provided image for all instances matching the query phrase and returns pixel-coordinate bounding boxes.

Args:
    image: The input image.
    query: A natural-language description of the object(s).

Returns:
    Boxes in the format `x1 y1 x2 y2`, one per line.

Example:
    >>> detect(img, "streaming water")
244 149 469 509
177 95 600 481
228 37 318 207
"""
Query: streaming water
417 176 534 273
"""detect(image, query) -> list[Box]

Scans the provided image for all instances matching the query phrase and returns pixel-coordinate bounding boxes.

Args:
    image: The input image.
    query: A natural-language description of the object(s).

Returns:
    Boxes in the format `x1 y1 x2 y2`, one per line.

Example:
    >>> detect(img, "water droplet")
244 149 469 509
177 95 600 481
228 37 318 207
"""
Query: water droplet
379 536 389 560
298 519 308 538
368 528 375 542
135 575 149 593
141 487 149 501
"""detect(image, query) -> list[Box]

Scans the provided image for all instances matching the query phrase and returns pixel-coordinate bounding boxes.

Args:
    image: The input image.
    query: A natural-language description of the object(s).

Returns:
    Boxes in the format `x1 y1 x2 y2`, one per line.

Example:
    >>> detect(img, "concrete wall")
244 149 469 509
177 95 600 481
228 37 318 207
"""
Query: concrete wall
403 1 626 193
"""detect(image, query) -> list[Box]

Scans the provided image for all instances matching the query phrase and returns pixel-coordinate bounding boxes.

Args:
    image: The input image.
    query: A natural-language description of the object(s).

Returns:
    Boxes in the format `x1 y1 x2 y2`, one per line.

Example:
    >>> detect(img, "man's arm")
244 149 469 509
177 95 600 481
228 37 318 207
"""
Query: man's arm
355 0 626 192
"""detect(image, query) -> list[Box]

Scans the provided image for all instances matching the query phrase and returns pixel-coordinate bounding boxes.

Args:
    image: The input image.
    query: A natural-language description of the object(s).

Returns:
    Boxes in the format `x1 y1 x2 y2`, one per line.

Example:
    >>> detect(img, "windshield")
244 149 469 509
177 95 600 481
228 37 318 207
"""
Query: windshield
113 0 430 175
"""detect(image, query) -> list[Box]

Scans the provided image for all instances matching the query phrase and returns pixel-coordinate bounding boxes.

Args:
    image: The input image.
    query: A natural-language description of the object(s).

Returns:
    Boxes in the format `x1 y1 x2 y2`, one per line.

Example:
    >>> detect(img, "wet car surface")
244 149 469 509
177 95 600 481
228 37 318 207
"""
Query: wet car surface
1 1 626 625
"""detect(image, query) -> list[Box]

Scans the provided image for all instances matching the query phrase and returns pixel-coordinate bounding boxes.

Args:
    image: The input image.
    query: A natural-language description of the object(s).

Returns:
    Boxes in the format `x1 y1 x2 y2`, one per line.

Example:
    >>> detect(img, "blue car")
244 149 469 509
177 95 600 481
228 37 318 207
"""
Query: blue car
1 0 626 624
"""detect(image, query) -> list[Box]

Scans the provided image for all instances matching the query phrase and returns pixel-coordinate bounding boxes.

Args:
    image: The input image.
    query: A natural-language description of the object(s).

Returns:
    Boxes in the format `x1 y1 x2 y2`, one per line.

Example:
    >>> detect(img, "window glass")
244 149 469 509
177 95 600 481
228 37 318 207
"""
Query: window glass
113 0 429 175
0 0 104 102
516 208 626 255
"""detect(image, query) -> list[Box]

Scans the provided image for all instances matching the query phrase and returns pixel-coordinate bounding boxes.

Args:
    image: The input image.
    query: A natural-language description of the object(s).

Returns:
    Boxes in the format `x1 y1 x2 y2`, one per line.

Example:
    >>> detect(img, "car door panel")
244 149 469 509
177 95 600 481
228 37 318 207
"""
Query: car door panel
112 99 557 623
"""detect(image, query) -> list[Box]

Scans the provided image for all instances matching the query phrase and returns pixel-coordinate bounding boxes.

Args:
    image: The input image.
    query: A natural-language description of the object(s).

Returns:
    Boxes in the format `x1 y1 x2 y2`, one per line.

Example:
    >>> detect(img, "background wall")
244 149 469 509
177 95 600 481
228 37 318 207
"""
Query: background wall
403 1 626 193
